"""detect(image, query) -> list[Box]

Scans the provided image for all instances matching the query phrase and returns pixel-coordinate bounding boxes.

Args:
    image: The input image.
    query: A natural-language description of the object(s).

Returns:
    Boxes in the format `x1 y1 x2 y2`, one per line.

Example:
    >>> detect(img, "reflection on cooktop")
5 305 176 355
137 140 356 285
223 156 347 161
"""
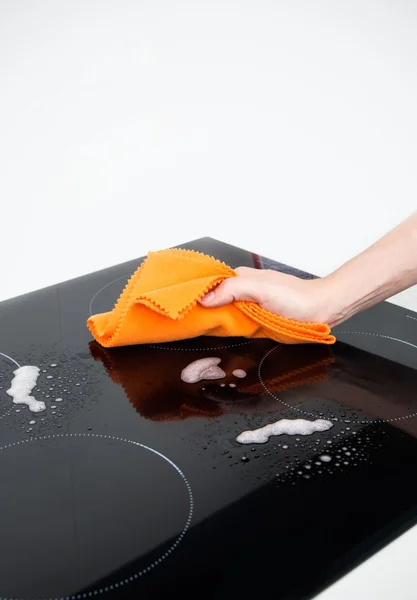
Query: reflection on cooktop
1 236 417 600
89 339 334 421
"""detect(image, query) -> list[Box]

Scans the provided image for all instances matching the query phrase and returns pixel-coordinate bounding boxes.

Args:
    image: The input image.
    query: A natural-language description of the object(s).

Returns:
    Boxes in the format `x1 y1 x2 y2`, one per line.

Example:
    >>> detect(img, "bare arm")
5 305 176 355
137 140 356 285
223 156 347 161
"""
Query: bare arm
200 212 417 328
322 211 417 326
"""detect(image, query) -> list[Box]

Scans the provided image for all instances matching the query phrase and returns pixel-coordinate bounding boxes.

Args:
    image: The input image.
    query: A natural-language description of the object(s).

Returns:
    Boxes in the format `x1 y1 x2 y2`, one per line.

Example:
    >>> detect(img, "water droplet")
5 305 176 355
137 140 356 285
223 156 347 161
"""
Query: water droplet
320 455 332 463
29 420 35 425
241 456 249 463
55 398 63 402
50 364 57 367
282 445 288 449
46 375 53 379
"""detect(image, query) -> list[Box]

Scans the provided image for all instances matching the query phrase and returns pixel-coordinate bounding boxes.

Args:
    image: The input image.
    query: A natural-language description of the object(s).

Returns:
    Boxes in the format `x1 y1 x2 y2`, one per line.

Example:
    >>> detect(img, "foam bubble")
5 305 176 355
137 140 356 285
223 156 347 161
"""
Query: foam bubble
236 418 333 445
181 357 226 384
232 369 247 378
6 366 46 413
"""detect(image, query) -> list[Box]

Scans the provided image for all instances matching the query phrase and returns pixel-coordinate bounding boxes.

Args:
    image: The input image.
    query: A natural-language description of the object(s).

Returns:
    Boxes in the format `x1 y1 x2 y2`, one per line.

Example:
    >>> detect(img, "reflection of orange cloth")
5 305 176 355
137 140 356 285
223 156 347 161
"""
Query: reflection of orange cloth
89 338 334 421
239 345 334 395
87 249 335 347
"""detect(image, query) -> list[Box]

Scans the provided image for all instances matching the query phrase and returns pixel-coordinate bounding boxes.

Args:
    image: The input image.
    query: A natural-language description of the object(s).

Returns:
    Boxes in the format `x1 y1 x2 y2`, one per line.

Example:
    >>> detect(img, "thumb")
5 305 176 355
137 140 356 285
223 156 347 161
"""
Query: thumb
199 277 257 308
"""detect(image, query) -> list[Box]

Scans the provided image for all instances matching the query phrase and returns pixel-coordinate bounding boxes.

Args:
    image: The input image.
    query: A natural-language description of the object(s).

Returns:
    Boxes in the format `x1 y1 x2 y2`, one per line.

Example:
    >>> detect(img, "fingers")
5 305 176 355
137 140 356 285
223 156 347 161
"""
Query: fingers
199 276 258 308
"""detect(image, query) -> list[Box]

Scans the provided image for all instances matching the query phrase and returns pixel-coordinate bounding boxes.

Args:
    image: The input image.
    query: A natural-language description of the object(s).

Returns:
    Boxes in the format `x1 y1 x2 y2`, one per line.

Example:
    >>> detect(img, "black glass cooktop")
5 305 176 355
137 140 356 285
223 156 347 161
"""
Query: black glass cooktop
1 237 417 600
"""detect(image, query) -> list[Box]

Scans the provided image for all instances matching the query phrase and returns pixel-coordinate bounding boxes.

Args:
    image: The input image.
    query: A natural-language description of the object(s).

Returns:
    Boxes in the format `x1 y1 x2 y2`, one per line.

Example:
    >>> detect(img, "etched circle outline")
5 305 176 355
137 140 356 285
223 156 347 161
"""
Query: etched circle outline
0 432 194 600
258 331 417 424
0 352 21 420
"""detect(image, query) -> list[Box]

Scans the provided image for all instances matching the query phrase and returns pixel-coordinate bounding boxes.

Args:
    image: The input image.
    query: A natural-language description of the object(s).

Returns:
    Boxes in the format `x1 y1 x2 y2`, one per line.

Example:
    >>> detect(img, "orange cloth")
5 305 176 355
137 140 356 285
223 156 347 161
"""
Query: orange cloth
89 338 334 421
87 249 335 347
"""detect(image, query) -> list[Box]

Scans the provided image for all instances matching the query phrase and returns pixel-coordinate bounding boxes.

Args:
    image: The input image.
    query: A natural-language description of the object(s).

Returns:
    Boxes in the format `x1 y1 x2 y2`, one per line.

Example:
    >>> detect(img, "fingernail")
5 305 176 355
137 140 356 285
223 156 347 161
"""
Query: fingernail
200 291 215 304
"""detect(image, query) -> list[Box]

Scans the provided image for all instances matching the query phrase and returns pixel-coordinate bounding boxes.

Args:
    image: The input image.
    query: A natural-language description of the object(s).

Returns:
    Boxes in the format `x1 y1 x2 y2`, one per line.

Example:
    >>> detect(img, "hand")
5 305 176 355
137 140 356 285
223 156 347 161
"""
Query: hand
199 267 332 325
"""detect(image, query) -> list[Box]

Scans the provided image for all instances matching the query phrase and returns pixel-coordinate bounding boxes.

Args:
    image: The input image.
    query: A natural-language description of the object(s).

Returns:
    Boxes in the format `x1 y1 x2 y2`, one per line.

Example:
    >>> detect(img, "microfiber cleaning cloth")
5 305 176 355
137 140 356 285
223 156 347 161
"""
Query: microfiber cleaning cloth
87 249 335 347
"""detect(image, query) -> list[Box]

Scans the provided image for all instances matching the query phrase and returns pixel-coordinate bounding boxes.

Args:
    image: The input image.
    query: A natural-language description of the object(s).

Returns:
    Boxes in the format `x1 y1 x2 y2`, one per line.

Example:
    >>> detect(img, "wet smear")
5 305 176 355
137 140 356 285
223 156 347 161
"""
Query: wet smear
181 357 226 384
232 369 247 378
236 418 333 445
6 367 46 413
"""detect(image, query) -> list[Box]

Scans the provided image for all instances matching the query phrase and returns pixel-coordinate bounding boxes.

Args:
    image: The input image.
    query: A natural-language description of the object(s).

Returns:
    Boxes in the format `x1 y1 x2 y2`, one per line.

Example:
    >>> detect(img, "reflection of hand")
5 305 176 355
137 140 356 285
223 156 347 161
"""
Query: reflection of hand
199 267 331 325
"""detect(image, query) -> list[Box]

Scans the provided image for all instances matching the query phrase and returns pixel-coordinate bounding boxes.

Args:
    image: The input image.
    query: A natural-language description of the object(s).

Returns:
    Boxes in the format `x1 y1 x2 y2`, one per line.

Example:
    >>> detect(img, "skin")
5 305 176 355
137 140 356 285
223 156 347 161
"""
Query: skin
199 212 417 328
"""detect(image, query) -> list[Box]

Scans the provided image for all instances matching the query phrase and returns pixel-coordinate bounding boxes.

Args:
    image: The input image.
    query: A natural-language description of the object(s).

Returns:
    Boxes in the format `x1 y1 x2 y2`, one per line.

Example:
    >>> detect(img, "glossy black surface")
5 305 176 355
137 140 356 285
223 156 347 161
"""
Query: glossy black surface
1 237 417 600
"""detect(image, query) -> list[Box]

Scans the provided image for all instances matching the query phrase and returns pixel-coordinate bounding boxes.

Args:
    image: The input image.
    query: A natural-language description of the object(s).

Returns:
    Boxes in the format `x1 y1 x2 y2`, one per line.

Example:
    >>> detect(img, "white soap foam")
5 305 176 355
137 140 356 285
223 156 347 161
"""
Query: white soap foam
232 369 247 378
236 418 333 445
181 357 226 384
6 366 46 413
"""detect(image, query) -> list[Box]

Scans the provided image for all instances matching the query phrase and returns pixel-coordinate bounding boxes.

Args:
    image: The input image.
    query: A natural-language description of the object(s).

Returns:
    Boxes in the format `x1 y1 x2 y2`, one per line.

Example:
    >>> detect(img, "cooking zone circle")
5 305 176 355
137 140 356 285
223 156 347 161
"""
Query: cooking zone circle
0 433 193 600
258 331 417 425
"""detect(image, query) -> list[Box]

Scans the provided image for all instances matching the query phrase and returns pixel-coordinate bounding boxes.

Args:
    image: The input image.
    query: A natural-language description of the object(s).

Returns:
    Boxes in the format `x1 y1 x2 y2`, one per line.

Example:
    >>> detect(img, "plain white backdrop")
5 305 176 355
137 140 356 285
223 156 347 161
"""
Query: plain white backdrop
0 0 416 305
1 2 417 598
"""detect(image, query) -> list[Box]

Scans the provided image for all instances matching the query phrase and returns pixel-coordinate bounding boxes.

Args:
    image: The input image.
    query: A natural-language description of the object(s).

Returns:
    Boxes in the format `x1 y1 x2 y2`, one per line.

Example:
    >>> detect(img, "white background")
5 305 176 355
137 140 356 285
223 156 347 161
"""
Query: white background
1 1 417 598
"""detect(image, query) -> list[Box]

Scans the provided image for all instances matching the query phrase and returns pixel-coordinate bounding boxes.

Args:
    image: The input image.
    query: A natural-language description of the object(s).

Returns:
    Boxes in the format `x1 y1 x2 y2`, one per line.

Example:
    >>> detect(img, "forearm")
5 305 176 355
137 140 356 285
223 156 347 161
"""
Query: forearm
321 212 417 327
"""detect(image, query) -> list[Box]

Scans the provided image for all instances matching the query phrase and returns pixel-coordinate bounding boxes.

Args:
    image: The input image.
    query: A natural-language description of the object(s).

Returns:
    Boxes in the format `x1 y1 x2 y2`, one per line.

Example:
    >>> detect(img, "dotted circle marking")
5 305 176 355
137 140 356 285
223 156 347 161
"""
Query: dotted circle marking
0 352 20 369
88 275 129 318
0 433 194 600
88 276 255 351
0 352 21 421
258 331 417 425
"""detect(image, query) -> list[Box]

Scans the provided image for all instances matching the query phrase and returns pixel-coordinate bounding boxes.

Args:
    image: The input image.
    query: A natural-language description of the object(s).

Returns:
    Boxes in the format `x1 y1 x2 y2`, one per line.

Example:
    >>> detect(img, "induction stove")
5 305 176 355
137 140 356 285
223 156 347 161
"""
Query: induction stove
1 237 417 600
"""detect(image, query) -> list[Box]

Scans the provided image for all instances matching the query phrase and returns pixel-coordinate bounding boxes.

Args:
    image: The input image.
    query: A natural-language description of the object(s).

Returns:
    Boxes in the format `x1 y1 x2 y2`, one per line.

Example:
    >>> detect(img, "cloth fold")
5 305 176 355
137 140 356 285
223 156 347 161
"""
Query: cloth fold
87 249 335 347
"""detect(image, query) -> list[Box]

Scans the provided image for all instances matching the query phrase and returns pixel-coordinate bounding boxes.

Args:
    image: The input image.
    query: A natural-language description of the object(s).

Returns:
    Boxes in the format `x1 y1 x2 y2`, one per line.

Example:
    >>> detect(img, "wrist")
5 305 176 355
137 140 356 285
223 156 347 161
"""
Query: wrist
311 276 349 328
